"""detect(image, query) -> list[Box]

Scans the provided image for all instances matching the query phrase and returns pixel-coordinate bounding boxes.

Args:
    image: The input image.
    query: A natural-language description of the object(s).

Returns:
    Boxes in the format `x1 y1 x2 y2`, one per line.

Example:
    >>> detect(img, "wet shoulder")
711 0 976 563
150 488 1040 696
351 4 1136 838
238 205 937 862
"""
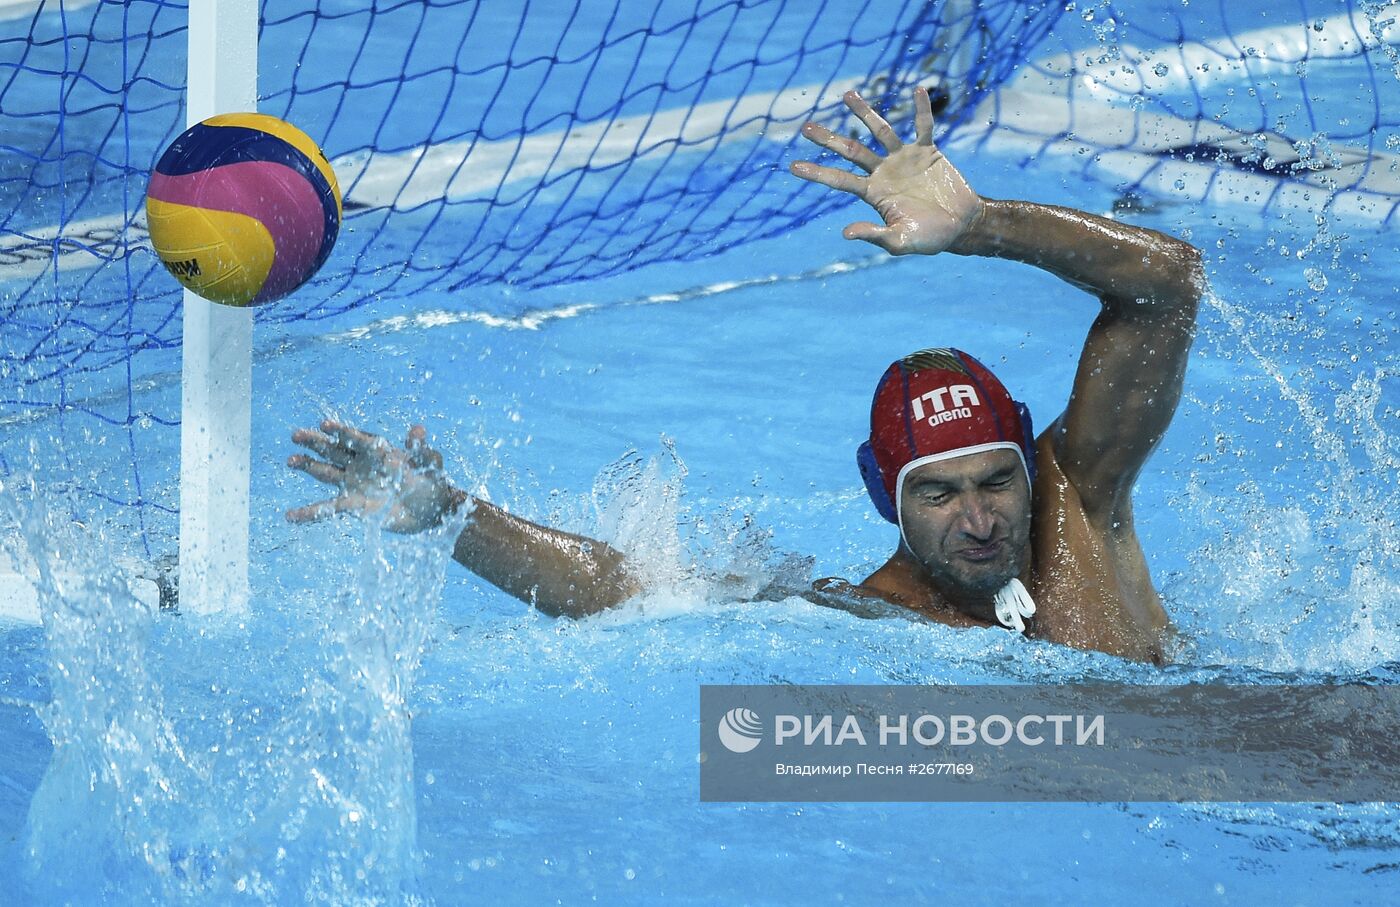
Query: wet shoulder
1030 433 1169 660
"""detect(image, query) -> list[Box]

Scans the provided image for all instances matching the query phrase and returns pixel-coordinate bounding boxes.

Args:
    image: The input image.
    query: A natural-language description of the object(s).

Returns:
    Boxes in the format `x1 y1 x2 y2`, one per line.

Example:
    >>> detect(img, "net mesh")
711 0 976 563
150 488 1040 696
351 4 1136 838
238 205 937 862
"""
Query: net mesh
1 0 1397 554
979 0 1400 223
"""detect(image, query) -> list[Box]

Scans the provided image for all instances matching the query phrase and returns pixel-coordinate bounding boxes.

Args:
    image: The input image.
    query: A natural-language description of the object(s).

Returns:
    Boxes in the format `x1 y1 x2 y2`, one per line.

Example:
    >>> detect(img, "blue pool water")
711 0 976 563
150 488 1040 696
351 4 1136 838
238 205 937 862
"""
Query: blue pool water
4 159 1399 901
4 0 1400 904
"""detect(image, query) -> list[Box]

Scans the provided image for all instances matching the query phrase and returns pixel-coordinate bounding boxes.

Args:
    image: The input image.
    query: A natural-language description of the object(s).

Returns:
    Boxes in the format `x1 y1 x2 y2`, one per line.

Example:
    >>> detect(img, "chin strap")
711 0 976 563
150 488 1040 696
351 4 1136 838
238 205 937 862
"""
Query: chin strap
993 578 1036 633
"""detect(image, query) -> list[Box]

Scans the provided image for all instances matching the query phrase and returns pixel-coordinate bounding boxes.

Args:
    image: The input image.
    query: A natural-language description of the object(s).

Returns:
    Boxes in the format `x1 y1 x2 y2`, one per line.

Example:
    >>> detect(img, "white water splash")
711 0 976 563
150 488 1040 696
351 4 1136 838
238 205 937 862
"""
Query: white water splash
1172 281 1400 672
521 439 814 623
1 476 454 905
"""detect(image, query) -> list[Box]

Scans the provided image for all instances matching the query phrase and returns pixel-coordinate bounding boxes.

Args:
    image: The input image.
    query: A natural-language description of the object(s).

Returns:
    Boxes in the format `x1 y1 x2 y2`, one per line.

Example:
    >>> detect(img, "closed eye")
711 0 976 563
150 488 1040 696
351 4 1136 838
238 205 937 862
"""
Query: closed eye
914 488 951 505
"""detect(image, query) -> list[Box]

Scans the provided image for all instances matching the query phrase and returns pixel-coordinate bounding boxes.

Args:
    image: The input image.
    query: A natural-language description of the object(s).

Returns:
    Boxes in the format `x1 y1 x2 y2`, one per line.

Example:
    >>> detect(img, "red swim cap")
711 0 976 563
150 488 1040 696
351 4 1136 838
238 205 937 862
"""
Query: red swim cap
857 348 1035 524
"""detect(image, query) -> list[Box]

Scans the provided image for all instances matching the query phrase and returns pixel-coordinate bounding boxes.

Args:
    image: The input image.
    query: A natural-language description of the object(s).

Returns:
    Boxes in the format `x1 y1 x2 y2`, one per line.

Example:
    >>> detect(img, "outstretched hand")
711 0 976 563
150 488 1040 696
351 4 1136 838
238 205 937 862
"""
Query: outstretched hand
286 419 462 534
790 88 983 256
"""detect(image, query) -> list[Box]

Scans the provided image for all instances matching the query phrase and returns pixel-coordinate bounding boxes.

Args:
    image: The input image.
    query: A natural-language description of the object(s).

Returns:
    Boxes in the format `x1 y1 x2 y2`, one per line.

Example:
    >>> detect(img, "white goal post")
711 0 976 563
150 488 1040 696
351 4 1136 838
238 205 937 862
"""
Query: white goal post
177 0 257 615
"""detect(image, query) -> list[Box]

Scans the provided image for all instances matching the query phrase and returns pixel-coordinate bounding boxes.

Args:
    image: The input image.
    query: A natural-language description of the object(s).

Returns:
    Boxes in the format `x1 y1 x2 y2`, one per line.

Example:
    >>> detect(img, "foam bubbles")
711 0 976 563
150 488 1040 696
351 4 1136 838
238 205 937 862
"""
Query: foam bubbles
1 479 451 904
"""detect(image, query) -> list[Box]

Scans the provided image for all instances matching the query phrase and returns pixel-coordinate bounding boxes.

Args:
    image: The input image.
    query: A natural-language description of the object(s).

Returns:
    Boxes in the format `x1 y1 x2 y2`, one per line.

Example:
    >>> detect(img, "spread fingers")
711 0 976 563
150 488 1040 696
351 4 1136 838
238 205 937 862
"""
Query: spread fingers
798 122 882 172
291 427 351 466
286 495 360 524
843 90 901 153
287 454 345 487
914 86 934 146
322 419 388 455
789 160 866 198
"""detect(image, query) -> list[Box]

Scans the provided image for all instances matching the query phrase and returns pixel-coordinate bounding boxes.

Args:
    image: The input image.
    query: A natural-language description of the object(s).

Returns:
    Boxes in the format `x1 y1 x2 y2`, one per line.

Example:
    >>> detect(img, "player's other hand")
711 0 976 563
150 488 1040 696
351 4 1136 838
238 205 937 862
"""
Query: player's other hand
790 87 983 256
286 419 461 534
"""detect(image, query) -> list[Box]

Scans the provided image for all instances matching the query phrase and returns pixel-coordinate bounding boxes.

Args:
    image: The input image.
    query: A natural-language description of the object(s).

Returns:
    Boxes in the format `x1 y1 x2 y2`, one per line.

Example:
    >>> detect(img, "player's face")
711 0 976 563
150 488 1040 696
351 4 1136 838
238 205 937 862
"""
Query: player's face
898 449 1032 603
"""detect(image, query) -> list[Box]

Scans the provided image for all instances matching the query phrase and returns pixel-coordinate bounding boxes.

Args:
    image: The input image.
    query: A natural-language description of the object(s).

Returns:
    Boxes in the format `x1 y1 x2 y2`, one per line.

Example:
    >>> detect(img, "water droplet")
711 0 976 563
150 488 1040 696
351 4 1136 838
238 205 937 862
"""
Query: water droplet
1304 268 1327 292
1152 62 1169 77
1173 178 1187 190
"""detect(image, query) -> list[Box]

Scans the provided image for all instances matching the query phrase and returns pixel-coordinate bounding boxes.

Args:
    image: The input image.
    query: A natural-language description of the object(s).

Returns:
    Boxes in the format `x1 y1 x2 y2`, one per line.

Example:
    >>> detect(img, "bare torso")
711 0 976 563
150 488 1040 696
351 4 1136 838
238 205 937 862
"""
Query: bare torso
817 432 1171 663
1023 432 1169 662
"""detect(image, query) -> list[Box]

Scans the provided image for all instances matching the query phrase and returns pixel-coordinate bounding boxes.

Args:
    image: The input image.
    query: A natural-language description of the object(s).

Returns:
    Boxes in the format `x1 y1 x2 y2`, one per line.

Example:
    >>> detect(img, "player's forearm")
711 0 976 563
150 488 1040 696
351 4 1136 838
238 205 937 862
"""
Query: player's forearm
446 490 641 618
951 198 1202 315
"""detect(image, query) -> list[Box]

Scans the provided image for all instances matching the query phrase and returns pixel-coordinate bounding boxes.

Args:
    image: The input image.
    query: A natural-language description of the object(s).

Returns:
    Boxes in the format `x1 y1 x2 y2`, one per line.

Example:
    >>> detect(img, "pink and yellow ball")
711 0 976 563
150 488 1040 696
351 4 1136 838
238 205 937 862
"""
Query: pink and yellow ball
146 113 341 307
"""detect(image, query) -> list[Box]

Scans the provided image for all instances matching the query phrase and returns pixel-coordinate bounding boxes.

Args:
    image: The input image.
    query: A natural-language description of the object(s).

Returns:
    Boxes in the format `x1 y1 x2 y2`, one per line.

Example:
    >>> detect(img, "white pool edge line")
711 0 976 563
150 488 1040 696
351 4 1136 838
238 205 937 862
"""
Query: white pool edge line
330 75 868 212
0 572 161 627
329 4 1398 211
10 15 1400 282
0 0 96 23
951 87 1400 225
0 76 865 280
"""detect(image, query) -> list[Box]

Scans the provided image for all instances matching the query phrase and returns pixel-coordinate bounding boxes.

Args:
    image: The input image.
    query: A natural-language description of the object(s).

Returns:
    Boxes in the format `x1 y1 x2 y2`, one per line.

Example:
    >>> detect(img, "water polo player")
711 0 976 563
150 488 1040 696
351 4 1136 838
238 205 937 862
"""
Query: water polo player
286 88 1202 664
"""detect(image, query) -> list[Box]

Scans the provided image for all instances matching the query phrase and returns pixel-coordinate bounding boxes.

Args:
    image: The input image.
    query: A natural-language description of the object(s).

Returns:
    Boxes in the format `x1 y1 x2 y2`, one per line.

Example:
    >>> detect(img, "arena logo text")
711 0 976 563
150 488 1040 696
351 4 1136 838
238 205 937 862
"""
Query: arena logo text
910 384 979 427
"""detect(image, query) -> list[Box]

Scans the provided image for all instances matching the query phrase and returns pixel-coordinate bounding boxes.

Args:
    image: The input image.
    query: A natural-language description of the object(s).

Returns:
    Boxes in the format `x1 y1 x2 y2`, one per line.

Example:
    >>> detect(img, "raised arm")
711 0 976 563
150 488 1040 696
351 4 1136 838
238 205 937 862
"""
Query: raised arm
791 88 1203 523
953 200 1201 523
287 420 639 617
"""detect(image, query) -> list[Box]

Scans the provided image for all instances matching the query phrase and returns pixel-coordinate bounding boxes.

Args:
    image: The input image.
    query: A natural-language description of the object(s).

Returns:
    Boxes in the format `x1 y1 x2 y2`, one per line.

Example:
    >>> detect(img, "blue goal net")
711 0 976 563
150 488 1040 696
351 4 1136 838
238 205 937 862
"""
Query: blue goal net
1 0 1397 560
